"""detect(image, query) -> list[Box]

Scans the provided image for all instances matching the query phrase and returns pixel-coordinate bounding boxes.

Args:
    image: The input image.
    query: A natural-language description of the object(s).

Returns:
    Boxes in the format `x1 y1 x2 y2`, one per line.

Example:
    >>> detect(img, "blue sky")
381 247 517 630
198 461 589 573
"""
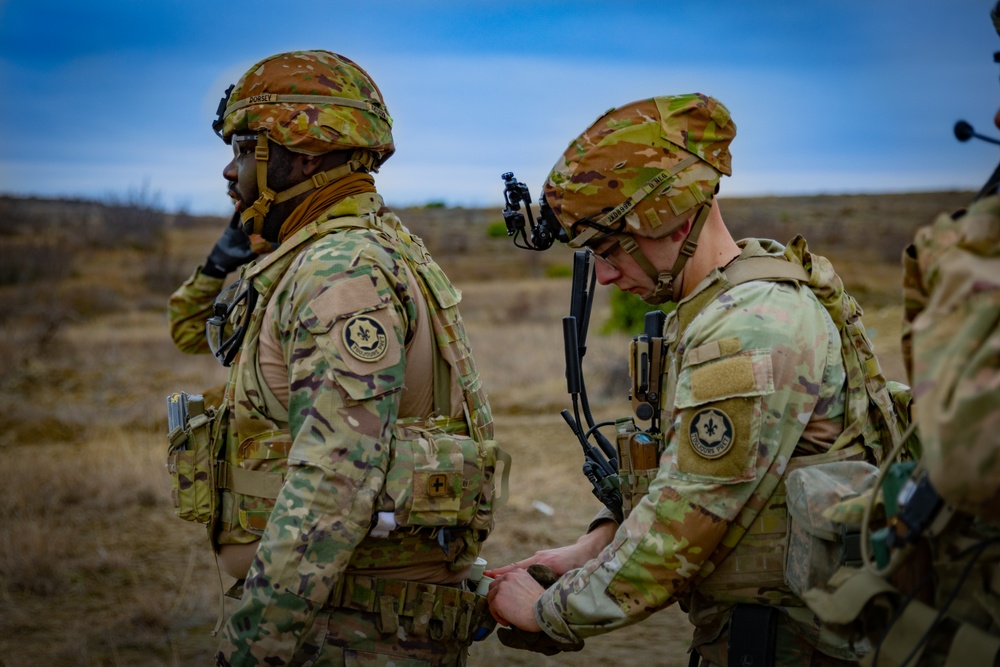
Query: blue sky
1 1 998 215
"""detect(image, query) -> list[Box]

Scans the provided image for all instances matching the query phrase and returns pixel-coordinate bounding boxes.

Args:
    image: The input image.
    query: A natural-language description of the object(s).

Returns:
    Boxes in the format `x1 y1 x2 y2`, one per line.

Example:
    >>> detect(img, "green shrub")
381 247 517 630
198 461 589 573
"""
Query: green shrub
602 289 674 334
545 264 573 278
486 220 508 238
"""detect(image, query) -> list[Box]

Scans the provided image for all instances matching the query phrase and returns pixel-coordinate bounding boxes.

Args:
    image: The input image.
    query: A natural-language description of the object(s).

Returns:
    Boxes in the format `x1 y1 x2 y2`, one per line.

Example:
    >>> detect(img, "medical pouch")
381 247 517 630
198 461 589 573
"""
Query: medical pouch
166 392 218 524
784 460 879 596
381 418 507 531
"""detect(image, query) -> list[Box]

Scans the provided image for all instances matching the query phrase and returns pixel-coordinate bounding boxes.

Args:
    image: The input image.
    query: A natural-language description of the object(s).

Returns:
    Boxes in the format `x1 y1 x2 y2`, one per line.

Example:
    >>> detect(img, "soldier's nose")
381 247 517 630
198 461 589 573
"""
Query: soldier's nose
594 259 620 285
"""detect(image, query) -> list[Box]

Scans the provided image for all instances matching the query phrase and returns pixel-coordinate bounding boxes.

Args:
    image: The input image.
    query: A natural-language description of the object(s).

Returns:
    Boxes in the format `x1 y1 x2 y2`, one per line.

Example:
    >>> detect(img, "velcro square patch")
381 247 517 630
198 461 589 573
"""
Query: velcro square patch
691 356 756 402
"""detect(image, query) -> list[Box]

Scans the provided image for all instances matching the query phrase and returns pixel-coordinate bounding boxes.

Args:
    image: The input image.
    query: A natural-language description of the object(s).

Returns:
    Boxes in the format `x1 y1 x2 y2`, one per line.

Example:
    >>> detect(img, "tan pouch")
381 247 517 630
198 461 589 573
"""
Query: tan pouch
785 460 879 596
614 418 661 516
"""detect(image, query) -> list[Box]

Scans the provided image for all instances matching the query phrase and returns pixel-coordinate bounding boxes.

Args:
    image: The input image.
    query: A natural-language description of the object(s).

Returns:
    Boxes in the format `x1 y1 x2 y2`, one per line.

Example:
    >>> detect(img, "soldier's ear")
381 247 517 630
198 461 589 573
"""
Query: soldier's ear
300 154 325 177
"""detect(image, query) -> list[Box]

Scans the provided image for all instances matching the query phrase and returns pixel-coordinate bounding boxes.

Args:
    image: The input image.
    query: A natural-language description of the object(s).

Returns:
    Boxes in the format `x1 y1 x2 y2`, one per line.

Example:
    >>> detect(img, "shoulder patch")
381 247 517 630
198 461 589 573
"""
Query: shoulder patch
342 314 389 362
674 396 758 482
688 408 735 459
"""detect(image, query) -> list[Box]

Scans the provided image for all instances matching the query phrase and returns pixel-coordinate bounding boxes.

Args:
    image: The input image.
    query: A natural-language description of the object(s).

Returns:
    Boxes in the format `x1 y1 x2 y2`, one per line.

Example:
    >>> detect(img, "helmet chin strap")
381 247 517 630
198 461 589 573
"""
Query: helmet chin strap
617 200 713 305
240 133 376 236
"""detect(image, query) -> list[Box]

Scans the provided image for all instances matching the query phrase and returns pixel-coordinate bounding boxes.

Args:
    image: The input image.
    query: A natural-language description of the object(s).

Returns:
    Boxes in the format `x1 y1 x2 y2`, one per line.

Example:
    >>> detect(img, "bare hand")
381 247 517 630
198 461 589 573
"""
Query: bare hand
487 569 544 632
485 521 616 578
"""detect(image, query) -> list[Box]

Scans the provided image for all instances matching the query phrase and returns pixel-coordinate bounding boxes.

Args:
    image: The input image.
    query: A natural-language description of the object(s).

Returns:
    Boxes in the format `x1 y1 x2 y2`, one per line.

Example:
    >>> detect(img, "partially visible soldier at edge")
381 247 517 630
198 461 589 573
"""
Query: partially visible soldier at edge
803 4 1000 664
165 49 503 666
486 94 908 666
905 8 1000 522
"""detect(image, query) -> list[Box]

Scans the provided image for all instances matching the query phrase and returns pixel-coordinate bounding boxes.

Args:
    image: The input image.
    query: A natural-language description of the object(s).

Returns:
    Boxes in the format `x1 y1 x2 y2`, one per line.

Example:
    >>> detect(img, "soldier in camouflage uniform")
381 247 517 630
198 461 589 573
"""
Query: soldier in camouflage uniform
487 95 905 666
801 6 1000 664
167 50 502 666
903 182 1000 519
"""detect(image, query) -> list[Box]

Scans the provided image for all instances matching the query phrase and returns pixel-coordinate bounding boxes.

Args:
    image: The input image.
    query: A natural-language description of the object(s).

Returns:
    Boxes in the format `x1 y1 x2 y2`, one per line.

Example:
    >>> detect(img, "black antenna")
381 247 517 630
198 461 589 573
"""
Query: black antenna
561 251 622 521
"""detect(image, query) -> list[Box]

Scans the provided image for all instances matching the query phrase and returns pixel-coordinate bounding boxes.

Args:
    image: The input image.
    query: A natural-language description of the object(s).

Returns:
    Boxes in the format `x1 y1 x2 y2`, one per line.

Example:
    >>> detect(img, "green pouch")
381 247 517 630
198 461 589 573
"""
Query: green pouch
166 392 217 524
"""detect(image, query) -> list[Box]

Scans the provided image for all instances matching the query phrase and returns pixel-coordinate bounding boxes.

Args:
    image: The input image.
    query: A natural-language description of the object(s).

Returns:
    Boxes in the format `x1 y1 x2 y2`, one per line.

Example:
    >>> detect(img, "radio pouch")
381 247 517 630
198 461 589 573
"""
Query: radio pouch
614 418 662 517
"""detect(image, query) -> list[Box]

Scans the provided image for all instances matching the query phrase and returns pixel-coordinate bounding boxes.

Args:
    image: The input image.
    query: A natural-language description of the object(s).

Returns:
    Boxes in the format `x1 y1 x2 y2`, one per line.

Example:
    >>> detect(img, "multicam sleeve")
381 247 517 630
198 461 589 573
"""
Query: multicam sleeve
535 480 730 644
535 281 835 644
217 250 410 665
167 267 225 354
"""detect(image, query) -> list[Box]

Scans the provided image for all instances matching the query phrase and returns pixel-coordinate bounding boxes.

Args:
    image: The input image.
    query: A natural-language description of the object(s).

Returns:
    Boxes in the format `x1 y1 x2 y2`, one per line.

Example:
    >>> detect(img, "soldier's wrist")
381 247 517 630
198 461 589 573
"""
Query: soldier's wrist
579 521 616 557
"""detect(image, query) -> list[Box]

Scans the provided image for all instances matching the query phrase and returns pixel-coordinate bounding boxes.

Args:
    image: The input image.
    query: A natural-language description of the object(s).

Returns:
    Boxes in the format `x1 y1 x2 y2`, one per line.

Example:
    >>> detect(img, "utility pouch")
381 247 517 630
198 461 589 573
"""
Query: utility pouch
166 392 218 524
784 460 879 596
614 418 661 516
377 418 510 532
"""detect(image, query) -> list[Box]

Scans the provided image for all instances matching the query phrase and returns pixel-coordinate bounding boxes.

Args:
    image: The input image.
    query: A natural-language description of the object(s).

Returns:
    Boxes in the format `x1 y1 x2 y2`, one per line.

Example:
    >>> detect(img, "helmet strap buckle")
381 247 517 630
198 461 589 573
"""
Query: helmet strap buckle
254 133 269 162
311 171 330 189
679 237 699 258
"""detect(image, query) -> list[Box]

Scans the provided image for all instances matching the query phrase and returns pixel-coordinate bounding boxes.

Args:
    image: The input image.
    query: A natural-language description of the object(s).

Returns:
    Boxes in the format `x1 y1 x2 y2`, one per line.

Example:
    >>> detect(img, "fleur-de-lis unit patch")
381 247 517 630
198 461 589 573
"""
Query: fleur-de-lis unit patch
342 314 389 362
688 408 735 459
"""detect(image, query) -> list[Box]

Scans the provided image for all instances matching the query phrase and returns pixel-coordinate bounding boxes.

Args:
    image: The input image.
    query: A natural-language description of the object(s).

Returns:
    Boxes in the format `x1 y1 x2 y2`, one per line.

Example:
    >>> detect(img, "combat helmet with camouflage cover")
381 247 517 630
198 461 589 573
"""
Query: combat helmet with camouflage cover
213 50 394 236
543 94 735 303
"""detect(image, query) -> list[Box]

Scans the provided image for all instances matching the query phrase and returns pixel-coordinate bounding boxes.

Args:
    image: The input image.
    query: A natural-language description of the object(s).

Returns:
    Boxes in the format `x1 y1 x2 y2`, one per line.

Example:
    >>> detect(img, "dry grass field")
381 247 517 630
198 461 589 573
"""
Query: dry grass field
0 190 973 666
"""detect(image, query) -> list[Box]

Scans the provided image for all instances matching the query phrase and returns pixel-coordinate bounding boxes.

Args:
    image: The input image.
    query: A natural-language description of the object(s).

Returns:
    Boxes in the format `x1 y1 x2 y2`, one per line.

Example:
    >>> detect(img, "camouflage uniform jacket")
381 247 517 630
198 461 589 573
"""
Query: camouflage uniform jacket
536 238 890 662
211 193 494 664
903 193 1000 519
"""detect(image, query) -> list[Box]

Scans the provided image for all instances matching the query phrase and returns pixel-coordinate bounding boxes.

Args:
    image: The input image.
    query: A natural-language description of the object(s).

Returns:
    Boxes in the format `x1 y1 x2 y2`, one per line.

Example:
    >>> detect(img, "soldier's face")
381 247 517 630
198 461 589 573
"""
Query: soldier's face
590 237 656 298
223 134 260 215
222 135 298 219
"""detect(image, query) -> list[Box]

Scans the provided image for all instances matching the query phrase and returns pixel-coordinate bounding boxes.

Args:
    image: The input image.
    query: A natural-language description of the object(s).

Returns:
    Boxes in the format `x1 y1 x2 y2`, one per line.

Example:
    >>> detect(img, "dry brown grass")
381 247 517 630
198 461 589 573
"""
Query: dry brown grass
0 191 967 666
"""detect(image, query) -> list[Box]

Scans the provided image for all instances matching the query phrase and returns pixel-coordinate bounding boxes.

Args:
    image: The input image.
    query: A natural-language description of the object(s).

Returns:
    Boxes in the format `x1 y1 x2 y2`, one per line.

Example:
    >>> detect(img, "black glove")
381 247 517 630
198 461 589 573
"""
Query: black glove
496 626 584 655
495 565 585 655
202 212 256 278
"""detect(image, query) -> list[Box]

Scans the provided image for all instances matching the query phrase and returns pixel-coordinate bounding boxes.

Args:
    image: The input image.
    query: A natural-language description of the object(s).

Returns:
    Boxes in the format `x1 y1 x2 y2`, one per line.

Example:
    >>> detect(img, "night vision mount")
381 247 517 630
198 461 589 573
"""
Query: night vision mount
213 84 235 139
501 172 567 251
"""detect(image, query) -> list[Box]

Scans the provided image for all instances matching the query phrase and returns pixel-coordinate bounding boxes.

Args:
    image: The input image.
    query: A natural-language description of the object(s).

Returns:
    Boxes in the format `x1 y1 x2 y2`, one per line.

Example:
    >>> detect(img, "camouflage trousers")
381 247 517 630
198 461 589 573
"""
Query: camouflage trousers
293 577 492 666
